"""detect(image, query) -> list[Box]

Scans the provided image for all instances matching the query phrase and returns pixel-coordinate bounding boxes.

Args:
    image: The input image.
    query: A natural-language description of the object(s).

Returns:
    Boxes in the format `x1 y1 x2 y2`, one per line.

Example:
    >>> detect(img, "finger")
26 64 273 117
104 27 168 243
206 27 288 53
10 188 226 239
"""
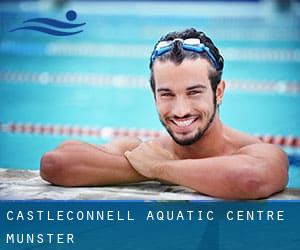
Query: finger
124 151 134 161
124 151 137 167
124 151 130 157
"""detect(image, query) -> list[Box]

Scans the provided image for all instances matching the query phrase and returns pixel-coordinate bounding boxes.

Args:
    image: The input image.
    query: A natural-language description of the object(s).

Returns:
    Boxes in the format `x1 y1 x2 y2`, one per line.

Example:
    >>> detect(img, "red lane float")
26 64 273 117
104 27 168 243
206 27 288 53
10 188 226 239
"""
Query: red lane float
0 122 299 148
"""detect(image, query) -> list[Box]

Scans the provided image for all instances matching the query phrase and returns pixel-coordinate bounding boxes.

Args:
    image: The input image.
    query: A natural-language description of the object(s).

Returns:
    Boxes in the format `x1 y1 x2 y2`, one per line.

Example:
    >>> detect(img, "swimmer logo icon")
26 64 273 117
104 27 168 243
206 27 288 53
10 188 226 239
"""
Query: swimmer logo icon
9 10 86 36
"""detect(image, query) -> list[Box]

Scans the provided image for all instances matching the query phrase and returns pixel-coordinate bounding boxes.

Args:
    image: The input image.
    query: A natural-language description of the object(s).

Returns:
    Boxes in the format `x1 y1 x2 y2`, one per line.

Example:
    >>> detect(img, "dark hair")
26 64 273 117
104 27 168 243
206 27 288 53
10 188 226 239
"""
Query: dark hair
149 28 224 96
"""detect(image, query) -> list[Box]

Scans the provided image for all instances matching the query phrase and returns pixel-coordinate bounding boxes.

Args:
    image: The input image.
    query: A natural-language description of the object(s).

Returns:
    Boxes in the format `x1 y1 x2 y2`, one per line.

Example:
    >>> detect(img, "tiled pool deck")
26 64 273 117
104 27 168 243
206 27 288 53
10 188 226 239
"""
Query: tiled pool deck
1 168 299 200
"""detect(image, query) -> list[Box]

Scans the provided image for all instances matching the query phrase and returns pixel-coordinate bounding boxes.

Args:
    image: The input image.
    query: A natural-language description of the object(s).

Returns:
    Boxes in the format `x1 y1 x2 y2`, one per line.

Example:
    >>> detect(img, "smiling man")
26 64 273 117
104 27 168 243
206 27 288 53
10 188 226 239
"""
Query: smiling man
40 28 288 199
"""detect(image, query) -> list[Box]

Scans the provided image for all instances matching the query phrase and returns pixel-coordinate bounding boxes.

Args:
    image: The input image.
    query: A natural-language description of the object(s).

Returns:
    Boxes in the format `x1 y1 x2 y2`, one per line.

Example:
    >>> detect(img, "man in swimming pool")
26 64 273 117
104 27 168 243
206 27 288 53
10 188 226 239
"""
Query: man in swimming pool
40 28 288 199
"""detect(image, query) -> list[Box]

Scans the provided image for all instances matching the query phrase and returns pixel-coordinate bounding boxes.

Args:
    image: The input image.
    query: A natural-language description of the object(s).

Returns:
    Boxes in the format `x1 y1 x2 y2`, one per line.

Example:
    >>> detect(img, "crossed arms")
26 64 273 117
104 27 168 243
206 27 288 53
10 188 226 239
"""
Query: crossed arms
40 137 288 199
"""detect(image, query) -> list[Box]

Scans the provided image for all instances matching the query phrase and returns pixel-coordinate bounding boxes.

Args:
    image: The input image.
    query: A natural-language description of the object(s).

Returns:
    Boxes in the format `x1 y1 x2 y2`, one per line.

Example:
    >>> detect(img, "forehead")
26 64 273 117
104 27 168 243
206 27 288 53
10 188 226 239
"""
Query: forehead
152 58 211 90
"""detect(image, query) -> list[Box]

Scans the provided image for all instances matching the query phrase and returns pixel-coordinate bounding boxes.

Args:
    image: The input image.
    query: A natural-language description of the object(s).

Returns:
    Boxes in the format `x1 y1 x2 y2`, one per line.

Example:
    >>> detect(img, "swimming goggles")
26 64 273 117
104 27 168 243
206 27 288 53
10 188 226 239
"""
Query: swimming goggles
150 38 221 70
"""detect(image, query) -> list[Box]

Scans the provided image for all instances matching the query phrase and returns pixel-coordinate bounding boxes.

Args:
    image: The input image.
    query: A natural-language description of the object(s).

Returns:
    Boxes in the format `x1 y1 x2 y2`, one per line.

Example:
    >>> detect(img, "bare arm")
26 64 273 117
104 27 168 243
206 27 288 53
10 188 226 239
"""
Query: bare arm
40 137 148 186
125 142 288 199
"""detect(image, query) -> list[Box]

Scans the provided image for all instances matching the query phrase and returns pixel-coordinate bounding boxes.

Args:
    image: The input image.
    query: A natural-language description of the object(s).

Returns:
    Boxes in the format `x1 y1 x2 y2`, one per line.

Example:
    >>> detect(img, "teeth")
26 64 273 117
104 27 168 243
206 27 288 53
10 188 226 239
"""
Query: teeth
173 118 195 127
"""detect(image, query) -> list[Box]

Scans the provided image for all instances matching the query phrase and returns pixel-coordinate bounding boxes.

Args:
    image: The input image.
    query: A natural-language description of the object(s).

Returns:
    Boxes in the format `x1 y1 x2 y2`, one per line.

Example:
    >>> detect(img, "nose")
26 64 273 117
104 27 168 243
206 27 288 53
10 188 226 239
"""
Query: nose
172 96 192 118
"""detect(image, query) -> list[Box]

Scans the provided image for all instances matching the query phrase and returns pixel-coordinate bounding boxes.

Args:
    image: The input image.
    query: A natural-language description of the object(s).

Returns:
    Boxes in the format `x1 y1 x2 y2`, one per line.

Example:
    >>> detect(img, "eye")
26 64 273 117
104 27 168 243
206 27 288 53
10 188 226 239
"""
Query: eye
188 90 201 96
160 92 174 97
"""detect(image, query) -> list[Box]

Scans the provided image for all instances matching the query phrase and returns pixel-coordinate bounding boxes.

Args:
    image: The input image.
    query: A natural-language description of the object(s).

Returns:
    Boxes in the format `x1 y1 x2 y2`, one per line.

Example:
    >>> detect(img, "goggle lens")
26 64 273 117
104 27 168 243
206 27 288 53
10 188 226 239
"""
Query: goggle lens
151 38 220 70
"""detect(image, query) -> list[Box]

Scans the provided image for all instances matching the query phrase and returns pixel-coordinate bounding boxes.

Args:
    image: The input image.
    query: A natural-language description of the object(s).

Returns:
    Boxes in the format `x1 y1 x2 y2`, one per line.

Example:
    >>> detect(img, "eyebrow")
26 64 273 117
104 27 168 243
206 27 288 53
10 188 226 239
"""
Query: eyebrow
186 84 207 91
156 84 207 93
157 88 172 92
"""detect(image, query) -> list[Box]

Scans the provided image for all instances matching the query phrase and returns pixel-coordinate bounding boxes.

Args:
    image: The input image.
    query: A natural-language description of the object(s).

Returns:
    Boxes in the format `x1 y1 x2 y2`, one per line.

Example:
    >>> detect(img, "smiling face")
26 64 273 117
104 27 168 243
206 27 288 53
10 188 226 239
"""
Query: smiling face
153 58 218 146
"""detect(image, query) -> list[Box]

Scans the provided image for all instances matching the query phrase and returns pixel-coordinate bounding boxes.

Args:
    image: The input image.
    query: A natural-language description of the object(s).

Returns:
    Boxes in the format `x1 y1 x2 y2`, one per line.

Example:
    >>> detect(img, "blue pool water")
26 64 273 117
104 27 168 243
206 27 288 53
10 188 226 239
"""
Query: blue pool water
0 1 299 188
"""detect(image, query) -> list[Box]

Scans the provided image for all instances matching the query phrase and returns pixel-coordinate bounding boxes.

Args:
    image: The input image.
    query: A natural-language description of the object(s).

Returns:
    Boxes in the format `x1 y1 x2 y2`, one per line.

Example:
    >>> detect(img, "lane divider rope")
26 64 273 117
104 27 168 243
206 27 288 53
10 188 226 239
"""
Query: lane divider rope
0 122 299 148
1 41 300 61
1 72 299 94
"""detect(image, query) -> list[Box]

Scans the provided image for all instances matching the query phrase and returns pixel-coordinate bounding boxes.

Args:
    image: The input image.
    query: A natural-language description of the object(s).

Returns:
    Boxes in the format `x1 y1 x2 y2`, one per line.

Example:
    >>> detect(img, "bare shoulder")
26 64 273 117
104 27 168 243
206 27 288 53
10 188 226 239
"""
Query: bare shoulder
226 126 288 165
102 137 142 155
237 143 288 164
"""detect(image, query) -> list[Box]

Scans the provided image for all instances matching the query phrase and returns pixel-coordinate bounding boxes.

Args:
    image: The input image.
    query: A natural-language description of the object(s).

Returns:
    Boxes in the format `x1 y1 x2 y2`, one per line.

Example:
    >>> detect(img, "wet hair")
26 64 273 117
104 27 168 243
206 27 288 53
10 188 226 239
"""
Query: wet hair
149 28 224 98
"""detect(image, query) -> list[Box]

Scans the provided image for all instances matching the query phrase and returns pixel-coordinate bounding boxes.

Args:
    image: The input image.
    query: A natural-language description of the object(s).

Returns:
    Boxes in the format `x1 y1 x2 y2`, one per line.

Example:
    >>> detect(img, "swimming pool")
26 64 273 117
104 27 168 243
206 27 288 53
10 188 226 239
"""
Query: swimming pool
0 1 299 188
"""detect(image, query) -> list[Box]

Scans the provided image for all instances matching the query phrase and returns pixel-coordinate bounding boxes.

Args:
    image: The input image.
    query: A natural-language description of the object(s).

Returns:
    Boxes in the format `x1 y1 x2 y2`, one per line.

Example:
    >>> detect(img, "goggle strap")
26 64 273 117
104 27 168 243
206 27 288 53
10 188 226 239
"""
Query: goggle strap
182 44 220 70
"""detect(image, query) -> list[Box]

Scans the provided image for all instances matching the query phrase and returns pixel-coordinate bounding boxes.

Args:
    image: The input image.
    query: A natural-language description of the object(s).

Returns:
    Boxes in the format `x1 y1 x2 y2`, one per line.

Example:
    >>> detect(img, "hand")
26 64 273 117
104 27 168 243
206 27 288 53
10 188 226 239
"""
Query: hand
124 140 177 179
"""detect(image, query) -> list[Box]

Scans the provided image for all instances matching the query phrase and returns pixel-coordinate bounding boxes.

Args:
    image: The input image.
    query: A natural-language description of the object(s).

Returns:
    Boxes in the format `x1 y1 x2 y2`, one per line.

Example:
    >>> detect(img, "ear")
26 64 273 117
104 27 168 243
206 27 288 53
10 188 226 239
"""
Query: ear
216 80 225 105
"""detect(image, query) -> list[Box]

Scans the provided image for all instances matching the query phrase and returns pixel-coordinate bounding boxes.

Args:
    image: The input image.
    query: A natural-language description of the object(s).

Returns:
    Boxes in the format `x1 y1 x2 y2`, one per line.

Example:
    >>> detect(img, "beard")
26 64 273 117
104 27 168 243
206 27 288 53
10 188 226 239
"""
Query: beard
159 101 217 146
